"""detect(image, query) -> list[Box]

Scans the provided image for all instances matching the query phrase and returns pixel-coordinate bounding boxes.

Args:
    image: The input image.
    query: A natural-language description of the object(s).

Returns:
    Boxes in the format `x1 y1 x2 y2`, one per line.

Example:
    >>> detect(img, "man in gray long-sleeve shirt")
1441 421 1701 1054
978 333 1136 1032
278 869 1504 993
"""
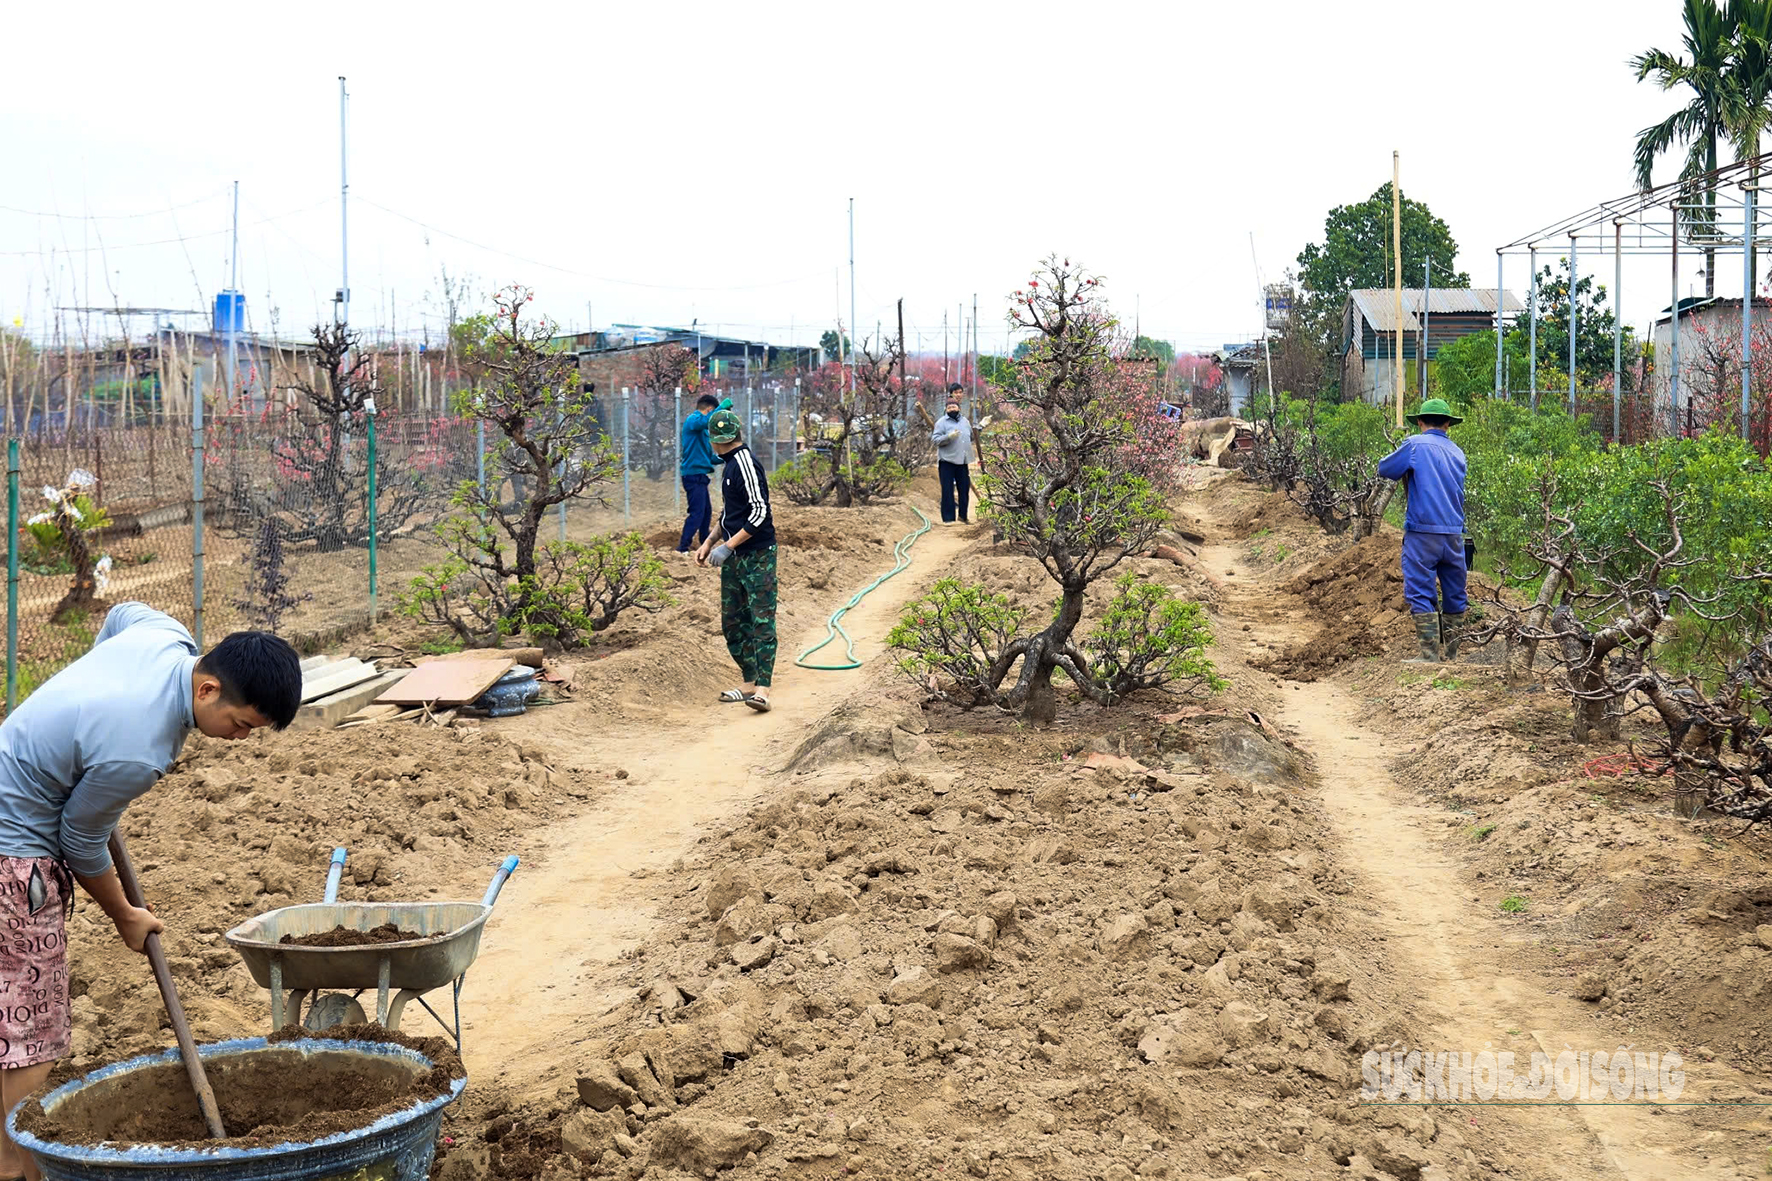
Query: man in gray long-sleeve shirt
0 602 299 1178
931 383 982 524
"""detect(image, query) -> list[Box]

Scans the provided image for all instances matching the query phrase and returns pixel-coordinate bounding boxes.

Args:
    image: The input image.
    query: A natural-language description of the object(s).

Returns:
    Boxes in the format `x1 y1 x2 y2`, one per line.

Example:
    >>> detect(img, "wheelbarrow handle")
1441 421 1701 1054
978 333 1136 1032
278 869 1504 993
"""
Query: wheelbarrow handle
324 847 348 904
482 856 520 908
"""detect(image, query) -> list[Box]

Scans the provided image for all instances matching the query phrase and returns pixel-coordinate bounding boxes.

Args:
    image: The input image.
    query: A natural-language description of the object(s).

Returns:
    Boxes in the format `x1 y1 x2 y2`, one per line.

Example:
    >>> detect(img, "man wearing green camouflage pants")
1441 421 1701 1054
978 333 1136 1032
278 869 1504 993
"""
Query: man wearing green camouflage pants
696 409 778 712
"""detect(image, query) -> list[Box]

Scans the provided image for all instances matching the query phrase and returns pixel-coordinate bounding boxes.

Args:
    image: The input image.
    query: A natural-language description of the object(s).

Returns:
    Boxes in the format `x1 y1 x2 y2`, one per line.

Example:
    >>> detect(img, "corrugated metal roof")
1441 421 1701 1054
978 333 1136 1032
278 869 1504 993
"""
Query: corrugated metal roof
1349 288 1525 333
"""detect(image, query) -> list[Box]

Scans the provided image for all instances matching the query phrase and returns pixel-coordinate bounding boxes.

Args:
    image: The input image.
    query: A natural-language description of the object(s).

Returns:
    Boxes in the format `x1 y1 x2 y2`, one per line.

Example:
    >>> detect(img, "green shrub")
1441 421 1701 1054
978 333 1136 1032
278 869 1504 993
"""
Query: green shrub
1082 574 1226 702
888 579 1029 707
401 527 670 648
889 574 1224 706
775 449 909 507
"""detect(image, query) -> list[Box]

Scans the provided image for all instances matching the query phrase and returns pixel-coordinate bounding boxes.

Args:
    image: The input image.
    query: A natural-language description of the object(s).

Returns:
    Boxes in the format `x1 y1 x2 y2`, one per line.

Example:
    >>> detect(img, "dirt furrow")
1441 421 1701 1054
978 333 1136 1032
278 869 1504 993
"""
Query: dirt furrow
1199 517 1765 1181
460 518 973 1097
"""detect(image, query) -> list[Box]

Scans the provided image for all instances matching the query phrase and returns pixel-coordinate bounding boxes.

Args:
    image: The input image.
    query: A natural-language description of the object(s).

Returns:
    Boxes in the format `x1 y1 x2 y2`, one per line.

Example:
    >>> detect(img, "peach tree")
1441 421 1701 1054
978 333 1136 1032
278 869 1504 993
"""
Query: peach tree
401 286 669 646
889 258 1220 720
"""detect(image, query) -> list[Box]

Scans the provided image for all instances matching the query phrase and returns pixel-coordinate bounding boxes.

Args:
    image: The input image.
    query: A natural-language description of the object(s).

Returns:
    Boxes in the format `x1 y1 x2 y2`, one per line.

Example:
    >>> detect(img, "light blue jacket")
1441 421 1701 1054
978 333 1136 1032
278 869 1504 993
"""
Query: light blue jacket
0 603 196 875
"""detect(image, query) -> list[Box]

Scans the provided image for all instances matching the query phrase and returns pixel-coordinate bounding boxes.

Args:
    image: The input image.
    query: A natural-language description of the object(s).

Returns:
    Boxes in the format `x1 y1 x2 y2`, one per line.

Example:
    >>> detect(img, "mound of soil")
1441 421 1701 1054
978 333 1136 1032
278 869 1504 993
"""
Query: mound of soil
62 721 588 1071
432 711 1473 1181
1257 534 1405 681
279 924 433 948
20 1024 462 1151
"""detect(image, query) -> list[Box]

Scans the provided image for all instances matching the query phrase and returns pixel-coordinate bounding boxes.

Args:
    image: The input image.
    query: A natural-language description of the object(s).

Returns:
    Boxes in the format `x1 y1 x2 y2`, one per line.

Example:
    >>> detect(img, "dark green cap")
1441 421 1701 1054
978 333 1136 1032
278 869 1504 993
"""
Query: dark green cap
709 409 742 443
1405 398 1464 426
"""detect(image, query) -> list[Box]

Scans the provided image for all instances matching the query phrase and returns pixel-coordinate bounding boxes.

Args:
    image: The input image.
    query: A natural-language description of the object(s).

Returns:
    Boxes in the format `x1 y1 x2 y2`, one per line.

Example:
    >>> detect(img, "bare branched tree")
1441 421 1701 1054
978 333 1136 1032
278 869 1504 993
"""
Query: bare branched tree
219 323 439 552
782 338 928 507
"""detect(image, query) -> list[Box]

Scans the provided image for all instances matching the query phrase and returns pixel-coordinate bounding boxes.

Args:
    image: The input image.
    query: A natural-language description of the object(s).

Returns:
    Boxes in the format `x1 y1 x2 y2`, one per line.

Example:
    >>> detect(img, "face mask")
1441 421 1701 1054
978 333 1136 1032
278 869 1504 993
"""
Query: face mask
947 409 961 420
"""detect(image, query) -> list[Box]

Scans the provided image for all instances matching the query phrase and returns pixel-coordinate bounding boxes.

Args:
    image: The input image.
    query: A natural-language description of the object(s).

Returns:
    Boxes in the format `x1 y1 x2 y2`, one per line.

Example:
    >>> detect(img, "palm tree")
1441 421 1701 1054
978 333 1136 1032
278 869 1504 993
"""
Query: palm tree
1633 0 1740 296
1729 0 1772 159
1729 0 1772 290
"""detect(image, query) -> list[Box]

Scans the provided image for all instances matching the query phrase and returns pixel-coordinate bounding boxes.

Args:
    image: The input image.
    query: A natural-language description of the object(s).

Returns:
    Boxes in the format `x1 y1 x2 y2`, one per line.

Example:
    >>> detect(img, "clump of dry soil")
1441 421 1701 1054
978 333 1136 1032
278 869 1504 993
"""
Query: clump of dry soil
1255 535 1405 681
431 707 1478 1181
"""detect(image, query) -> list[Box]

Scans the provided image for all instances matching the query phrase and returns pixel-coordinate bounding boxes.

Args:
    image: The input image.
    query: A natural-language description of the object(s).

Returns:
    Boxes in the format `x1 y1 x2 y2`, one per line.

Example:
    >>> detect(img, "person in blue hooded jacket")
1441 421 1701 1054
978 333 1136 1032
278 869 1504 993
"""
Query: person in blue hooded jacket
676 392 731 553
1377 398 1469 662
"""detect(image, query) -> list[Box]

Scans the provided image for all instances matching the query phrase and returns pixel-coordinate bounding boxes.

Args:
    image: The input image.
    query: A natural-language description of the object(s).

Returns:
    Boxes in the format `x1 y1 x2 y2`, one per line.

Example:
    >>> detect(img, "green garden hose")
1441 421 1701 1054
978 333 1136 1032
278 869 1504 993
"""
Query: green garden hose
795 506 933 670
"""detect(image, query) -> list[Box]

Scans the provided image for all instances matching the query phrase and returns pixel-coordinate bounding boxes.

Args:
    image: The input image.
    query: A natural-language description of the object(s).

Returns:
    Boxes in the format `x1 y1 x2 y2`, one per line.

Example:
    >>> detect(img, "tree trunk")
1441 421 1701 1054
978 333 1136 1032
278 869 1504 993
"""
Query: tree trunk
1569 682 1621 744
1016 587 1087 724
1506 564 1567 686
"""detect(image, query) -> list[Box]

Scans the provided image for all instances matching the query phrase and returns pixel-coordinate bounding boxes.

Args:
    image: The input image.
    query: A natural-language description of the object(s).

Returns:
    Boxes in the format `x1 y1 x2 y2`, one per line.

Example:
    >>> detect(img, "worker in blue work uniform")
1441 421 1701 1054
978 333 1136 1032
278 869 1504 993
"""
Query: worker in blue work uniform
1376 398 1469 663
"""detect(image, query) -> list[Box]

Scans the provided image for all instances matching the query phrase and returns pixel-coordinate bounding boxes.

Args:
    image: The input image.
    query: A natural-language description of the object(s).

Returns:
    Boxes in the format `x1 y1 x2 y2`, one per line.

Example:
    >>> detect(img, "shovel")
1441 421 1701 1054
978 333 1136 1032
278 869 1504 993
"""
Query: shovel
107 831 227 1139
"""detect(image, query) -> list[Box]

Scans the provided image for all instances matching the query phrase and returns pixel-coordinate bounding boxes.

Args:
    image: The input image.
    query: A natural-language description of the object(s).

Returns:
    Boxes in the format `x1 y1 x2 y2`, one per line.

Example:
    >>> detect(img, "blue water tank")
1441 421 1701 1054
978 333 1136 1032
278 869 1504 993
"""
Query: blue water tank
213 290 245 335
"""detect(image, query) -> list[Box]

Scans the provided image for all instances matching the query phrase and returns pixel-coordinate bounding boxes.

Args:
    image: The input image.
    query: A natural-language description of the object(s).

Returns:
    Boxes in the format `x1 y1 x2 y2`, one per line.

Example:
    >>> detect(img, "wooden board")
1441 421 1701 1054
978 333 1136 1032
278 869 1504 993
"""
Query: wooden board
339 703 405 726
414 646 544 669
299 659 379 704
295 670 411 729
375 658 514 707
338 706 424 729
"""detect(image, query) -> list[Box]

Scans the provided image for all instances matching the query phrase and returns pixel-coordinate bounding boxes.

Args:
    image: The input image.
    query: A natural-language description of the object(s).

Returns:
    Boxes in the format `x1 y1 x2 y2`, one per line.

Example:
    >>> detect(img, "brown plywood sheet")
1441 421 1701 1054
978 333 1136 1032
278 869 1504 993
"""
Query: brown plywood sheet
375 657 514 706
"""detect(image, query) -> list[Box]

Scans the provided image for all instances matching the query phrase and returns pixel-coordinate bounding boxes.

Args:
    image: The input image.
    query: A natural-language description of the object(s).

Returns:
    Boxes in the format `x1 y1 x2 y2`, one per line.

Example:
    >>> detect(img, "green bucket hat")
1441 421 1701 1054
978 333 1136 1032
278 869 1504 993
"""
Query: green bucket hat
708 408 742 443
1405 398 1464 427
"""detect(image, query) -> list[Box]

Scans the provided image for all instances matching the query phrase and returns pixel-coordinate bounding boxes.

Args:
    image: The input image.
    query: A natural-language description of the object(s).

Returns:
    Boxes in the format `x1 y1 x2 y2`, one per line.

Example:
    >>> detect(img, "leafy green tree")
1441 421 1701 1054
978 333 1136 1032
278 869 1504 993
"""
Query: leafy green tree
1432 329 1534 401
1633 0 1737 296
1294 184 1469 350
1132 335 1175 369
819 329 850 360
1519 259 1634 388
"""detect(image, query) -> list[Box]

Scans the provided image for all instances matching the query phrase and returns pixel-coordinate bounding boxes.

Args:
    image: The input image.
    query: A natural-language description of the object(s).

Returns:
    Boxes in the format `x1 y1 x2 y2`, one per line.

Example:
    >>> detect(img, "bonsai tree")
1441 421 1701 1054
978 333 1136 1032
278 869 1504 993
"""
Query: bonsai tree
631 344 704 481
890 258 1220 721
401 286 669 646
777 339 926 507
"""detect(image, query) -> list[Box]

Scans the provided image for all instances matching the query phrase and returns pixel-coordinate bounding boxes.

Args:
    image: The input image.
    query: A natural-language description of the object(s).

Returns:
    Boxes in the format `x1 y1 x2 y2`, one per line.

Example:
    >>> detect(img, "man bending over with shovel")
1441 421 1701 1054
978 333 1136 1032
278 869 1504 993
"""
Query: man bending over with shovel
697 409 778 713
0 602 300 1179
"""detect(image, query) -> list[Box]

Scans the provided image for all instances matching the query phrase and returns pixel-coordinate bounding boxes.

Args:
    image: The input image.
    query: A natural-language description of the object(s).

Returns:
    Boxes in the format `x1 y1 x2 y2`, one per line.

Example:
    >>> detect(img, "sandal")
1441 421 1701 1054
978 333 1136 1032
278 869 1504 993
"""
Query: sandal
745 693 772 713
718 689 751 703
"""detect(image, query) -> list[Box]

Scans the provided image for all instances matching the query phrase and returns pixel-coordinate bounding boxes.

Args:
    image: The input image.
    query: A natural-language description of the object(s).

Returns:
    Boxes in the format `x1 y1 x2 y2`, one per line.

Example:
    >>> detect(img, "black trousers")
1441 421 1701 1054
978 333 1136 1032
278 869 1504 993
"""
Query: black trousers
938 459 972 523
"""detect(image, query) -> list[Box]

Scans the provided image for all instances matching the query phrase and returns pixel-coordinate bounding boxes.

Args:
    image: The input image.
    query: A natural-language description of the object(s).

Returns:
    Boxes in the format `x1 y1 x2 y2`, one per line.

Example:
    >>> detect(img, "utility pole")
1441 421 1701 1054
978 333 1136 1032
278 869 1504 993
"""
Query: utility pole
942 310 949 385
227 180 239 404
338 77 349 328
1392 151 1404 426
970 293 978 421
848 198 857 402
1418 256 1430 397
897 298 908 423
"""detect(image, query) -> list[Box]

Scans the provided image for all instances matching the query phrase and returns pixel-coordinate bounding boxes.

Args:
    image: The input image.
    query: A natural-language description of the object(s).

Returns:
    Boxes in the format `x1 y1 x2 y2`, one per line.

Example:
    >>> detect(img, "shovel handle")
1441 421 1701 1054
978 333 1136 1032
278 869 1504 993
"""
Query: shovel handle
323 847 347 904
108 832 228 1140
482 856 519 908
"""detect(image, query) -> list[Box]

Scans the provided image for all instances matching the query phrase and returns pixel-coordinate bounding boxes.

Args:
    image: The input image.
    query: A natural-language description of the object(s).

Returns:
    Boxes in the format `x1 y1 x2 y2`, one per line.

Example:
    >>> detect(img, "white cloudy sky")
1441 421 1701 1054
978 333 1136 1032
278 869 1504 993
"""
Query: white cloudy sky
0 0 1716 355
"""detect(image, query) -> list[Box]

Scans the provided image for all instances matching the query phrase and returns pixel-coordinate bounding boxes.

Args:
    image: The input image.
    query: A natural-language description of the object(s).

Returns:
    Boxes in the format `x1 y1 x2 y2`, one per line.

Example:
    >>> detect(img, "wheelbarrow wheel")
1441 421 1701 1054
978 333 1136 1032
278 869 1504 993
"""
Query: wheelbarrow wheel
303 991 367 1032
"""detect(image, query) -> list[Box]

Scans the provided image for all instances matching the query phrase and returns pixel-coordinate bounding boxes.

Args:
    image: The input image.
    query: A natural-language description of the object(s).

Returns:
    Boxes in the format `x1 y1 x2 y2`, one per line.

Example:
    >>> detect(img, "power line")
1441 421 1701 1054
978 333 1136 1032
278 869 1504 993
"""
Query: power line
0 199 333 258
354 196 833 293
0 189 226 220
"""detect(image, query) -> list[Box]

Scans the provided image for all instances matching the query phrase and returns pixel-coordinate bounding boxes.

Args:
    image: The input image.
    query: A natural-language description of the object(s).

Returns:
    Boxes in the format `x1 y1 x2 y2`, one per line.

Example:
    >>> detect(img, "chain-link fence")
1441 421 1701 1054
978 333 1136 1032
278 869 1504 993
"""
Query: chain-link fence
0 386 815 712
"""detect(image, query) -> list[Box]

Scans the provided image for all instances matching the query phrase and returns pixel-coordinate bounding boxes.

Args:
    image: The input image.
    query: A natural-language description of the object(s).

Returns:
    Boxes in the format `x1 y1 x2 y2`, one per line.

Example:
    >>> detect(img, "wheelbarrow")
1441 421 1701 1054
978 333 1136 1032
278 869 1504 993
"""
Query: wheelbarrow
224 849 518 1053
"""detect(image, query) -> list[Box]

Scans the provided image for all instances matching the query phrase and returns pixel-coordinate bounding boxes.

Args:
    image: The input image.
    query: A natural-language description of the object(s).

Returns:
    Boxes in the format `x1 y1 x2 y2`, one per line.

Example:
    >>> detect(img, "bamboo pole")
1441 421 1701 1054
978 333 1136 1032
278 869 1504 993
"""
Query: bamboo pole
1393 151 1404 427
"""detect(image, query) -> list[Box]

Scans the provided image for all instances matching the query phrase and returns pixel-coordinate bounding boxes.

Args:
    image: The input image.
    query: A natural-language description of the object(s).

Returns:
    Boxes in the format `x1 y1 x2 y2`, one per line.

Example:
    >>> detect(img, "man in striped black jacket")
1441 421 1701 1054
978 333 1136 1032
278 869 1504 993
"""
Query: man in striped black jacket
696 410 778 713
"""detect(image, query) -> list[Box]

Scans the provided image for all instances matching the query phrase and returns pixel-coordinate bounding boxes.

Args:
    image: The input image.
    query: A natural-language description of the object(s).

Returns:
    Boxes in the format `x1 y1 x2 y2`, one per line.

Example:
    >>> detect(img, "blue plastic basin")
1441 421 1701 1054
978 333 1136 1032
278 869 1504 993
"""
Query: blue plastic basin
8 1037 465 1181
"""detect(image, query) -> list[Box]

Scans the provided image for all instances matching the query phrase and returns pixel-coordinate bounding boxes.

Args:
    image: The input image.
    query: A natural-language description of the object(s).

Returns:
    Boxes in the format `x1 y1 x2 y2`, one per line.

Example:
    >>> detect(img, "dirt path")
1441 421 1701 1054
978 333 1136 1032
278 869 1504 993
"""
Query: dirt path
460 514 974 1096
1205 539 1765 1181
